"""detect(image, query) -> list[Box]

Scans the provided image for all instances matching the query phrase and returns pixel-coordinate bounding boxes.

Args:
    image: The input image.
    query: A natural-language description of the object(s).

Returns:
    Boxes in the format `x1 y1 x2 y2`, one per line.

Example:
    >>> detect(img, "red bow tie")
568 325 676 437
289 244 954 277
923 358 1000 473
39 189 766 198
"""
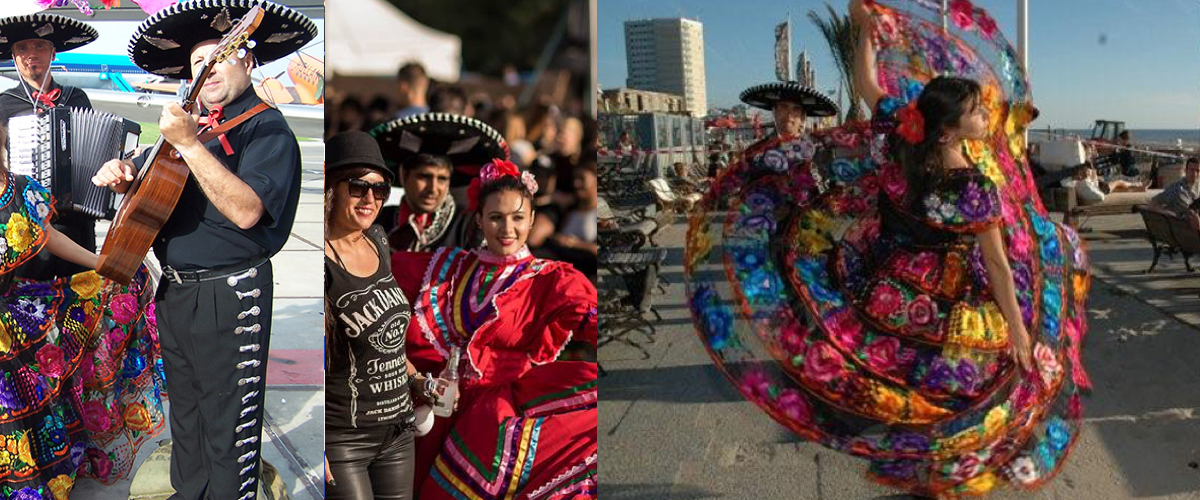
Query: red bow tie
197 107 225 129
197 107 234 156
31 88 60 108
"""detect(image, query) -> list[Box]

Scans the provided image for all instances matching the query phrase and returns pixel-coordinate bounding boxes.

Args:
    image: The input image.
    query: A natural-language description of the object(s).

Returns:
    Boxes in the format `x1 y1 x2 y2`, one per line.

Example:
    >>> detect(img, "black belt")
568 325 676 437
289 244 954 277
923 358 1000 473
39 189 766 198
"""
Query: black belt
163 259 267 285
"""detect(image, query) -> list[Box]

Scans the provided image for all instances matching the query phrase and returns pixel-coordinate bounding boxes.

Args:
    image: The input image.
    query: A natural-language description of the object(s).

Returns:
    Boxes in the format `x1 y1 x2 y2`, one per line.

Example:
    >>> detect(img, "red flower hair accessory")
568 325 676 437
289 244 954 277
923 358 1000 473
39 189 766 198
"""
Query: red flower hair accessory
896 102 925 145
469 159 540 211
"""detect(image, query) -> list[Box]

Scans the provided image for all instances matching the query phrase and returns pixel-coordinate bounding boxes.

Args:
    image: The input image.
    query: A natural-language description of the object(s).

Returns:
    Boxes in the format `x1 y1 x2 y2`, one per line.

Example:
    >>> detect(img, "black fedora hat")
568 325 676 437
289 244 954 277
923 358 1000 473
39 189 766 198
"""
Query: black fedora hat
327 130 392 183
0 13 97 60
128 0 317 79
370 112 509 187
740 81 839 117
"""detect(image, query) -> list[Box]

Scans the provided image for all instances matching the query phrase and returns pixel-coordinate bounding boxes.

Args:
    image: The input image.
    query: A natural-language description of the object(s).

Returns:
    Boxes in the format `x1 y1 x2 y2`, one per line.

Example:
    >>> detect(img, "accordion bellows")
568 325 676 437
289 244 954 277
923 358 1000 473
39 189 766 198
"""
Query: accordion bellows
9 107 141 219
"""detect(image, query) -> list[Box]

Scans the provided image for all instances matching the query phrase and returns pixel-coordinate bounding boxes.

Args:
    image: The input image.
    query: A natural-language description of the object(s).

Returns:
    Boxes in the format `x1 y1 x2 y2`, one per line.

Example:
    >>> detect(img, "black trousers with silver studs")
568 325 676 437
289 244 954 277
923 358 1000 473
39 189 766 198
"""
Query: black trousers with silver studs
157 259 272 500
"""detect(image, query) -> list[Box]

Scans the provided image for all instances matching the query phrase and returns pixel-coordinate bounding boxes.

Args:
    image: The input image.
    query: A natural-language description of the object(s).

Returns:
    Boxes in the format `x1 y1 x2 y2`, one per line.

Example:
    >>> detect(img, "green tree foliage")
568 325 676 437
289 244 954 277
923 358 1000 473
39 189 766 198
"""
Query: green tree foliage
390 0 565 75
808 3 861 122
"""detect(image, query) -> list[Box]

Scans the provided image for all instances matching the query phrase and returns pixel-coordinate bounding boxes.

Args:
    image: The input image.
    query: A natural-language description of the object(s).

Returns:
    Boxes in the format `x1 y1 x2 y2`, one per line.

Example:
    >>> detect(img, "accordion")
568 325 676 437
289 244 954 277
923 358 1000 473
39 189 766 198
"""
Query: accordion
9 107 141 219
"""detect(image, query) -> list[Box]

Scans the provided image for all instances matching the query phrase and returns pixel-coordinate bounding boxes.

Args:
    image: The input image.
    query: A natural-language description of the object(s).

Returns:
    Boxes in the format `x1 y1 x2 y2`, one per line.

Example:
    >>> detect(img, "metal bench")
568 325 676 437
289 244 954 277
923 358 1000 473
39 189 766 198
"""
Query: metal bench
1136 204 1199 273
597 247 668 359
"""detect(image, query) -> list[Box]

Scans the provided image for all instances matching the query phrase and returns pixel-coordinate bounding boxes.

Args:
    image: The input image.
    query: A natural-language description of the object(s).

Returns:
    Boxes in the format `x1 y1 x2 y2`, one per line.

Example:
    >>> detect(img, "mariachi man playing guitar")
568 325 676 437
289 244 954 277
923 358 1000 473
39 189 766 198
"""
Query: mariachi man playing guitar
92 2 315 499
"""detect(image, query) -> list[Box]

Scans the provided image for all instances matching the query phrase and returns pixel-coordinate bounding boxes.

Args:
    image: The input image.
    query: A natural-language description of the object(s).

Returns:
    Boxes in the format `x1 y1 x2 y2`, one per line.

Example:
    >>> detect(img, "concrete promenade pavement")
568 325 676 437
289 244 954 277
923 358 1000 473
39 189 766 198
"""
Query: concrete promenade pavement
73 141 326 500
599 211 1200 500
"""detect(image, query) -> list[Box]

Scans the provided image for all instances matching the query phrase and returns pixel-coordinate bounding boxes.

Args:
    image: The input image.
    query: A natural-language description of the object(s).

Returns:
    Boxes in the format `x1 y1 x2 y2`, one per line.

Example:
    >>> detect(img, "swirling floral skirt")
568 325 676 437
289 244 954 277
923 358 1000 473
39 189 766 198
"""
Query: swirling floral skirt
0 267 164 499
685 136 1091 498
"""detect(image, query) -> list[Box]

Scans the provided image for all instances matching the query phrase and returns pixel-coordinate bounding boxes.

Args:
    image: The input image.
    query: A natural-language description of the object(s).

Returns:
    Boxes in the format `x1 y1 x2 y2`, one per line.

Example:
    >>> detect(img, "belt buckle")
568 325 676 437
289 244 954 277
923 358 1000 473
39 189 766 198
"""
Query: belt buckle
166 266 183 284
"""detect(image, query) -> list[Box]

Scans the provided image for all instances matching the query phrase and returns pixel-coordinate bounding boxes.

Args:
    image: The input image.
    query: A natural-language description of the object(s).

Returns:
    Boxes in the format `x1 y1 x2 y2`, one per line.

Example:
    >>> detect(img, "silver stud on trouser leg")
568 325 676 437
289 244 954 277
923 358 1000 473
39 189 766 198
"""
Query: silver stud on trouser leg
227 267 258 286
239 344 261 353
236 359 261 369
235 324 261 335
240 477 256 491
237 306 261 319
236 288 261 299
235 419 258 433
237 450 257 464
240 463 256 476
241 391 259 404
238 492 255 500
240 405 259 418
237 376 260 386
235 436 259 447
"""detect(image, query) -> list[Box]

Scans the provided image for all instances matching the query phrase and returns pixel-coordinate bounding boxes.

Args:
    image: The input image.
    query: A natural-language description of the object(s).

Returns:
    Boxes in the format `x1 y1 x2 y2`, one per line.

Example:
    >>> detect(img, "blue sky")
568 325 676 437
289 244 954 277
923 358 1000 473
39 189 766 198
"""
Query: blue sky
599 0 1200 129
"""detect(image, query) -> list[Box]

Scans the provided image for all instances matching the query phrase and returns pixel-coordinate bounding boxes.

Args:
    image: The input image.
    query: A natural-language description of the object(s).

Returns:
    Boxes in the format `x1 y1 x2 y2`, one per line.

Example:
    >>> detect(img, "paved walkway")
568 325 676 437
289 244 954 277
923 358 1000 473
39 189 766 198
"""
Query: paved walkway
600 212 1200 499
73 142 326 500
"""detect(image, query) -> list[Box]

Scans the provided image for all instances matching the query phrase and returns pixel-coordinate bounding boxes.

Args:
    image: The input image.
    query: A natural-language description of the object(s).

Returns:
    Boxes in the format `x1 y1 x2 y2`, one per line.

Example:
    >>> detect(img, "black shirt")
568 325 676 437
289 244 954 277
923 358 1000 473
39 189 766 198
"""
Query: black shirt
0 80 92 126
145 88 302 269
0 80 96 281
325 225 416 429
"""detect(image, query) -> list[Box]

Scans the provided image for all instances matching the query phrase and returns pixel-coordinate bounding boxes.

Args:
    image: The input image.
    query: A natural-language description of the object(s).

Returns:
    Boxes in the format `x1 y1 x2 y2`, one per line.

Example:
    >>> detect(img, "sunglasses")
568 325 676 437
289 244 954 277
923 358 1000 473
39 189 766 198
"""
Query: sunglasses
345 178 390 199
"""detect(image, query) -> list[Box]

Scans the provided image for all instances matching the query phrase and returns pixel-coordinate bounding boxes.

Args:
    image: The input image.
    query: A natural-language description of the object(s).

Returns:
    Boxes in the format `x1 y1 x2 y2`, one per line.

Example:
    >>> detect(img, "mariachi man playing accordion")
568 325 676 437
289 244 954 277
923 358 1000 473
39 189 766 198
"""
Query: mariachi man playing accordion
0 13 100 280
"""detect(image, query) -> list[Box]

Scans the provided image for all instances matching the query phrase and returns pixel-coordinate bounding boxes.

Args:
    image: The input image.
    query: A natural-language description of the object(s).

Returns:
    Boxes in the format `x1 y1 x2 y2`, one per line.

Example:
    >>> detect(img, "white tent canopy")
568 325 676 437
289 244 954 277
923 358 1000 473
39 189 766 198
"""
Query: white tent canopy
0 1 47 17
326 0 460 81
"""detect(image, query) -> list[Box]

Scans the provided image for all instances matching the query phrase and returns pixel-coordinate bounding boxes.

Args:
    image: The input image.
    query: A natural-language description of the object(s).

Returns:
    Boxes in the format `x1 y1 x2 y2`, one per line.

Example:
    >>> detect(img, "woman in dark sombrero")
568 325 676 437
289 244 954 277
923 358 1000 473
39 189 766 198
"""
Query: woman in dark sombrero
370 112 508 252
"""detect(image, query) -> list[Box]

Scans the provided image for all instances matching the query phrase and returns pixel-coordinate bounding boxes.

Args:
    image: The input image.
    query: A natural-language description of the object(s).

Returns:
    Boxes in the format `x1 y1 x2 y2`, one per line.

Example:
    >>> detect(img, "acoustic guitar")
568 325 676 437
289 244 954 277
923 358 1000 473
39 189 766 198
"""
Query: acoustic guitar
97 6 265 284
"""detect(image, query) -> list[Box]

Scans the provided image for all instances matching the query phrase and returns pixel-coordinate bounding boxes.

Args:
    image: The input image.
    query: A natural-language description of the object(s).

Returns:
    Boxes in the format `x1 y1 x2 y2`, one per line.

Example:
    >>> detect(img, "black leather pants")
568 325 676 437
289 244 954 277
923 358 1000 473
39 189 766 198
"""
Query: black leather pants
326 424 416 500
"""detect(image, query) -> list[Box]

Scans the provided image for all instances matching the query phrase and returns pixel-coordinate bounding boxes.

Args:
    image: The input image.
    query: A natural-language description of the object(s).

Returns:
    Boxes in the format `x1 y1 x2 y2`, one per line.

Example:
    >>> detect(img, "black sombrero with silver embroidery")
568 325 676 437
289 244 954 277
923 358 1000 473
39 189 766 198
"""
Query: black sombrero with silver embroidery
128 0 317 79
740 81 839 117
370 113 510 187
0 13 97 60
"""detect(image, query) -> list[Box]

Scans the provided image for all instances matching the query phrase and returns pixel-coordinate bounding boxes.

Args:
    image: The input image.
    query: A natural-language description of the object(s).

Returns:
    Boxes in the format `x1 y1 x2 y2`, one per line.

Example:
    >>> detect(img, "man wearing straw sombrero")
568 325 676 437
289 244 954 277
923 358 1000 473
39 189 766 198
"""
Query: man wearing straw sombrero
91 1 316 499
0 13 101 281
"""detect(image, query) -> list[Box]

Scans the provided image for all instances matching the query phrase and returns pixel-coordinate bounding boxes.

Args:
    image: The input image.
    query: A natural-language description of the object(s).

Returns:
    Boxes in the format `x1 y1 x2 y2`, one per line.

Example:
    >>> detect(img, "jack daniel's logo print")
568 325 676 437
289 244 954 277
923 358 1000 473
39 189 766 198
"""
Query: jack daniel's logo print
331 267 414 427
335 276 411 354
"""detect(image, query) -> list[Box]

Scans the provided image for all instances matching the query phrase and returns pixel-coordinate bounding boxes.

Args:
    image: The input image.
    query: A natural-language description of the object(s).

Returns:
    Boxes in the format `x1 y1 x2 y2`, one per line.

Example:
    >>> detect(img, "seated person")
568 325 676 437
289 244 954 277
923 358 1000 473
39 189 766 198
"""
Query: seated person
1060 164 1146 205
1150 157 1200 229
542 163 597 279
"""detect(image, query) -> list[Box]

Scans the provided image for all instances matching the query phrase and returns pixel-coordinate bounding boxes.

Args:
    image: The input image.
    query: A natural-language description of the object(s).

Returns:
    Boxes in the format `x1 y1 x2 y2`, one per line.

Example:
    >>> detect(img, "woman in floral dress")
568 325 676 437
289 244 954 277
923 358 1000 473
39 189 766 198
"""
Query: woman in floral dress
684 0 1089 497
392 159 597 500
0 125 161 499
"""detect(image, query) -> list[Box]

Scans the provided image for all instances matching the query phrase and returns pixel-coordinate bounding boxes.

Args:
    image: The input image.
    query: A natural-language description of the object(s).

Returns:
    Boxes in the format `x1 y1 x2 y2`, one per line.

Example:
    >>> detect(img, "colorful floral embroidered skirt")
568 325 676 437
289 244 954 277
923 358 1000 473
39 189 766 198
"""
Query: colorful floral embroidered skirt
685 129 1090 498
0 267 164 499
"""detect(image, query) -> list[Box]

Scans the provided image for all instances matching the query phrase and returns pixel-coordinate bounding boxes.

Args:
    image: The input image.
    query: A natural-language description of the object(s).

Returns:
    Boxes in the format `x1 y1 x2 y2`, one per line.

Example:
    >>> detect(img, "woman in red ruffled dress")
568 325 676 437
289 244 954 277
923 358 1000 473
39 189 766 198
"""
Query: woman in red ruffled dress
392 159 597 500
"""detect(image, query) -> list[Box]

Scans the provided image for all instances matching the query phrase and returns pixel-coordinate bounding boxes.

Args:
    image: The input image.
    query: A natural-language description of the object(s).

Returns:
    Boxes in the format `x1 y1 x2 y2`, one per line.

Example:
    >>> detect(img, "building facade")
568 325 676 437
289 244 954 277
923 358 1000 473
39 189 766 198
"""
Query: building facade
624 18 707 118
600 87 688 114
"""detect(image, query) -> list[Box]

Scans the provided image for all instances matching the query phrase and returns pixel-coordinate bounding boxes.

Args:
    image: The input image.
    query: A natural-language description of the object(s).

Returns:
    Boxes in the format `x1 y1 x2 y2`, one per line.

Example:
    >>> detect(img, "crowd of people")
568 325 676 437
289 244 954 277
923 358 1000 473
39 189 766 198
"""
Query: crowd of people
326 62 598 281
324 57 598 497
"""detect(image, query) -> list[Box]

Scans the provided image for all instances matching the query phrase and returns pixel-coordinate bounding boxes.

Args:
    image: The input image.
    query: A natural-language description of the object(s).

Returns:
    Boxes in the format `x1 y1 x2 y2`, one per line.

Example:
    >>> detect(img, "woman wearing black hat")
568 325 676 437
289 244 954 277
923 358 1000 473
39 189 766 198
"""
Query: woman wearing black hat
324 131 445 500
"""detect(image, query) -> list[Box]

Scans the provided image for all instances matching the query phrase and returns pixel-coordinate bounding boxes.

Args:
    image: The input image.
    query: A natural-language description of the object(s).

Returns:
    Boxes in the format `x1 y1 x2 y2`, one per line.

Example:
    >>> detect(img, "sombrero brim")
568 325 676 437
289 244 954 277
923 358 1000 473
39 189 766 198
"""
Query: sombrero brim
128 0 317 79
0 14 97 60
740 82 839 117
370 113 510 187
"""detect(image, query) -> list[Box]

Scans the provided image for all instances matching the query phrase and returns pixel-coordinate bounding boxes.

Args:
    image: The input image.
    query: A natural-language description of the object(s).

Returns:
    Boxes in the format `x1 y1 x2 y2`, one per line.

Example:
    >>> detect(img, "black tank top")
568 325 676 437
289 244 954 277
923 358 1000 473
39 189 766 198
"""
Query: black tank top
325 225 415 428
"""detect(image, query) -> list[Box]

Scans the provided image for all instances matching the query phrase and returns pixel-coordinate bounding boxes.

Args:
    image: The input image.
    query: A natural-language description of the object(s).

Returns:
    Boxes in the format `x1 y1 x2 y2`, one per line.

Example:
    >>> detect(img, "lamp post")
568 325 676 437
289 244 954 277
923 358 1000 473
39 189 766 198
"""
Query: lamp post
1017 0 1029 73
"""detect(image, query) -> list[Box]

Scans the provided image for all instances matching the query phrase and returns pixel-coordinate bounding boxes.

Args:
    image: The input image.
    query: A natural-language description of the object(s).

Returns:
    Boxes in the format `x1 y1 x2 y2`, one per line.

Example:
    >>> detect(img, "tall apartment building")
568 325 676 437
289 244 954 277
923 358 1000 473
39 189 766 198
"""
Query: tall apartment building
624 18 707 118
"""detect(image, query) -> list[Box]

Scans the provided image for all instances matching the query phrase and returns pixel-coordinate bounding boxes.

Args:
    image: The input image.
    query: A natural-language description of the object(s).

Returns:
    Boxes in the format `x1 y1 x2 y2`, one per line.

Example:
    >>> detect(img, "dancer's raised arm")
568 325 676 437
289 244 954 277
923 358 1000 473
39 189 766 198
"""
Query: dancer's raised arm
850 0 886 110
